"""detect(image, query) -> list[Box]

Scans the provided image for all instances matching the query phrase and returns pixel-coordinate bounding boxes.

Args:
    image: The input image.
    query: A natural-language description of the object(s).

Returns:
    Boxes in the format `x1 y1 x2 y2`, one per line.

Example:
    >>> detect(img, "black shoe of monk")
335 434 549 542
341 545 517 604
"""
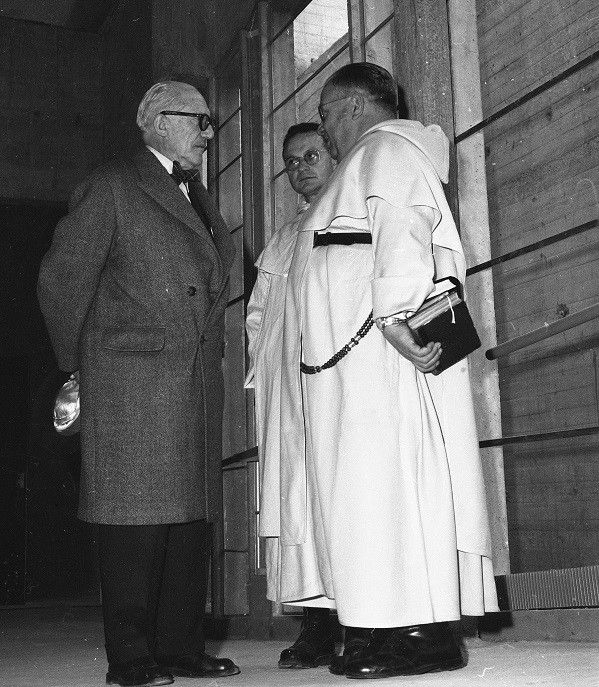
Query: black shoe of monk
329 627 386 675
278 608 335 669
345 622 465 679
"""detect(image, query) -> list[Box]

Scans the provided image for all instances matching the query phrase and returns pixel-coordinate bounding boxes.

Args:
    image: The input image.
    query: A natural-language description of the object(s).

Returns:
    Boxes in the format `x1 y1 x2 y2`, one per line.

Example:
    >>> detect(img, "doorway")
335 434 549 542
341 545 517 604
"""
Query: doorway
0 201 100 605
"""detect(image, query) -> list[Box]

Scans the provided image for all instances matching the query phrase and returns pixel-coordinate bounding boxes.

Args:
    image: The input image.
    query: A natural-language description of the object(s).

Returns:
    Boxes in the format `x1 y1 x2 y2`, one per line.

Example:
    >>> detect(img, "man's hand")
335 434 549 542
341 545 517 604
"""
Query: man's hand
381 321 442 373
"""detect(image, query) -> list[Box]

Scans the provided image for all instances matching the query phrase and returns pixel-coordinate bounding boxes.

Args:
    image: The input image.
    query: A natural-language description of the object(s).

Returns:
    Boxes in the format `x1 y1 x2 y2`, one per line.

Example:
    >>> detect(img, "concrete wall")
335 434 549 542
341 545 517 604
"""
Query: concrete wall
0 17 104 203
101 0 152 160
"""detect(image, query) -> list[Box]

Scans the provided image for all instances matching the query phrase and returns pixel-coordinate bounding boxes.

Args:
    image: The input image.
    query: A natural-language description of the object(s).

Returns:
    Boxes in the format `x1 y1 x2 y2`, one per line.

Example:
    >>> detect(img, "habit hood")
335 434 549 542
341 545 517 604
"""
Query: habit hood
298 119 466 283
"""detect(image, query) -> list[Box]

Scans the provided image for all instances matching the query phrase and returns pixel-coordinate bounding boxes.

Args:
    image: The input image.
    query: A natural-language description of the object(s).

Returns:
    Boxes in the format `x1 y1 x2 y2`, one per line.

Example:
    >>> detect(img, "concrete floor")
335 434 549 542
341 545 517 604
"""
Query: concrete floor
0 607 597 687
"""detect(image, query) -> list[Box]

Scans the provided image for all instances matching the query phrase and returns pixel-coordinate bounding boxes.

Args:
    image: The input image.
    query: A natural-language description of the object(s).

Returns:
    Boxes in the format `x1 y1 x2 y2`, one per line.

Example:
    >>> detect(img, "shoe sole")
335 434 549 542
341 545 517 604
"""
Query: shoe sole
106 675 174 686
345 658 465 679
278 654 333 669
167 666 241 678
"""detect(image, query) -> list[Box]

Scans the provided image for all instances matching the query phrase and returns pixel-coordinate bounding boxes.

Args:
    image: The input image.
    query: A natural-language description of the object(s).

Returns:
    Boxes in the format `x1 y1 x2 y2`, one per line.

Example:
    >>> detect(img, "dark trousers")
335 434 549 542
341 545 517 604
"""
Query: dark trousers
98 519 211 667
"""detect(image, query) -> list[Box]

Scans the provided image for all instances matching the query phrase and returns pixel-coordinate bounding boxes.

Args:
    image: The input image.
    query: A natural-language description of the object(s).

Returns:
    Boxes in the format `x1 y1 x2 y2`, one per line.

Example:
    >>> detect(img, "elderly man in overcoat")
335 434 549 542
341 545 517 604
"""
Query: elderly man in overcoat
38 81 239 687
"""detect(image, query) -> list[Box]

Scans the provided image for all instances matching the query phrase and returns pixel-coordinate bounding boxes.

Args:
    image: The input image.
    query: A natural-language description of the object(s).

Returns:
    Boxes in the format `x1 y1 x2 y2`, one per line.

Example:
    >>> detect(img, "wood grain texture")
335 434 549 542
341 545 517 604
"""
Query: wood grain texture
393 0 458 216
477 0 598 115
393 0 454 134
477 0 599 575
223 300 248 460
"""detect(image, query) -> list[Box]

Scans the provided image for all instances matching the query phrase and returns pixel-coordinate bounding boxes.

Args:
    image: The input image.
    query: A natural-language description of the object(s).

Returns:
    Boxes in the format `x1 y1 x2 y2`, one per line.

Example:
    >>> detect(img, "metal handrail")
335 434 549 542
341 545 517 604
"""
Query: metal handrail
225 423 599 466
485 301 599 360
455 49 599 144
466 220 598 277
479 426 599 449
222 446 258 467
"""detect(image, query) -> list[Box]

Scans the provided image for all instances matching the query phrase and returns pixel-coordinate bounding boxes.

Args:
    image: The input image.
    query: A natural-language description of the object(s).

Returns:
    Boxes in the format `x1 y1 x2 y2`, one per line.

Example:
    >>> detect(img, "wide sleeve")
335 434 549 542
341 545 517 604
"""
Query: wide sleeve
244 267 271 388
37 173 117 372
368 197 437 319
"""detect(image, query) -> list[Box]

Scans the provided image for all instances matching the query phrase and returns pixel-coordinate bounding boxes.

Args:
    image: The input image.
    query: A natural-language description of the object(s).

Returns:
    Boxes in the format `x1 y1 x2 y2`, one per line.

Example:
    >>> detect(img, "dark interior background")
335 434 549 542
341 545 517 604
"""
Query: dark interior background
0 202 99 604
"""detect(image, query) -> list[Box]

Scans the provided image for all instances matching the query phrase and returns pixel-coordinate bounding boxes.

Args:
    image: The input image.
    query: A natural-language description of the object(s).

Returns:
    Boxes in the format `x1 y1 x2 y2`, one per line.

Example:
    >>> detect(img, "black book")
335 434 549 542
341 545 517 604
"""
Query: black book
407 277 481 374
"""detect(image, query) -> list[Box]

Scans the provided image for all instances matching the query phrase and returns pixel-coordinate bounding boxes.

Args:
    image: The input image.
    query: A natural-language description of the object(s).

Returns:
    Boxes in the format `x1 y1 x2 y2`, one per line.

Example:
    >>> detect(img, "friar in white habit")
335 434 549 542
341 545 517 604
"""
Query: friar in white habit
246 122 338 669
277 62 499 679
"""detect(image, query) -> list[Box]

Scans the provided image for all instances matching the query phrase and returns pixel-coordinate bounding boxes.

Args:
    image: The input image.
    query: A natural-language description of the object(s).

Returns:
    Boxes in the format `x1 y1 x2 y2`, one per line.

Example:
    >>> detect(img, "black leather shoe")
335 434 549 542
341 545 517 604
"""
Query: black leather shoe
329 627 384 675
345 622 465 679
278 608 335 668
106 662 173 686
161 652 240 678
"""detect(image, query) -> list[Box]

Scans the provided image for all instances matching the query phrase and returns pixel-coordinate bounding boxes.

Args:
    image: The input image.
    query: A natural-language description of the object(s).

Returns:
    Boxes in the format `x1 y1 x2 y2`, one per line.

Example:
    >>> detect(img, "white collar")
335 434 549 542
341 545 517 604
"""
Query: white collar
146 146 174 174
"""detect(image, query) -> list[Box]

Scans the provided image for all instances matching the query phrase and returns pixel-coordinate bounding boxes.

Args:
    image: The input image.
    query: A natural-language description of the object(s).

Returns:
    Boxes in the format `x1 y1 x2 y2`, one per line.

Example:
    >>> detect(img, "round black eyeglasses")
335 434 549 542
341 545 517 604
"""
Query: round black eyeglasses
284 149 321 171
160 110 215 132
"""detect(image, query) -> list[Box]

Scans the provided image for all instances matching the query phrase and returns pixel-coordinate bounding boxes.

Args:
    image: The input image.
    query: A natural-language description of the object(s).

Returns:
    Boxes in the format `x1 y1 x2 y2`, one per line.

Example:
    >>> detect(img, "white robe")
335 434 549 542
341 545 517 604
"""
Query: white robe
279 120 499 627
246 207 335 605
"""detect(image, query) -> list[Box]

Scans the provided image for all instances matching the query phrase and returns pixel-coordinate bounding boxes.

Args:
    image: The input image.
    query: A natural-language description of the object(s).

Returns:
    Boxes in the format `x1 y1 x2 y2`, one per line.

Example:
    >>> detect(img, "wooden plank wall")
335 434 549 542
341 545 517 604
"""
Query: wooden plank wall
476 0 599 572
214 53 253 616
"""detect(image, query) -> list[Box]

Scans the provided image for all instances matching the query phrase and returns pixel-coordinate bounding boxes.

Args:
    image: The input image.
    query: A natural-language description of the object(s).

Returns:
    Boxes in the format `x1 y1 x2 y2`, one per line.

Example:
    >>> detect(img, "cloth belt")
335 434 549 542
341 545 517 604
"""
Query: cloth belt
313 232 372 246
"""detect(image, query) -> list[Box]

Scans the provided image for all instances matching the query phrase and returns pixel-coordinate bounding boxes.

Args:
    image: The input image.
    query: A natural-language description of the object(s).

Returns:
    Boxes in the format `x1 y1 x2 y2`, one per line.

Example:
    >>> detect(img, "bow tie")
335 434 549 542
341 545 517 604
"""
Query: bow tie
171 160 201 186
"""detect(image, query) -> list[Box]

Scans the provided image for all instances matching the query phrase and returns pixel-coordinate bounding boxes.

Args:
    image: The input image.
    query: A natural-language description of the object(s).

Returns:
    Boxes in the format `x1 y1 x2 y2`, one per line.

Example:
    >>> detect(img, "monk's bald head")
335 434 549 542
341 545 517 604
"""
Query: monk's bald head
322 63 398 117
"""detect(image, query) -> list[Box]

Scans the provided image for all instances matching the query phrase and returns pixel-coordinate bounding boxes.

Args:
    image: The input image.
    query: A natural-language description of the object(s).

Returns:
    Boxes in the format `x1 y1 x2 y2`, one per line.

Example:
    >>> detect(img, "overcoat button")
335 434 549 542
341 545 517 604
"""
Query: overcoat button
187 286 197 296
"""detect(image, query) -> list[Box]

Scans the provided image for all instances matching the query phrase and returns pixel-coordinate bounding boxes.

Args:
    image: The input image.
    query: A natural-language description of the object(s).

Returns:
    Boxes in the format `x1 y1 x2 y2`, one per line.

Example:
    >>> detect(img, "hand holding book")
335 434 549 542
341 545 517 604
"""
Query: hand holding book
378 277 481 374
406 277 481 374
380 321 443 373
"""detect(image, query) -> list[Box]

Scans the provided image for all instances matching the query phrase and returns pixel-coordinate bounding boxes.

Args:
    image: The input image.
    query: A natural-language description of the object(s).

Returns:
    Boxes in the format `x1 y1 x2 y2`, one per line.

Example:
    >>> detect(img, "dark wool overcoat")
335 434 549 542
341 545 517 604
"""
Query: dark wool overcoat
38 147 235 525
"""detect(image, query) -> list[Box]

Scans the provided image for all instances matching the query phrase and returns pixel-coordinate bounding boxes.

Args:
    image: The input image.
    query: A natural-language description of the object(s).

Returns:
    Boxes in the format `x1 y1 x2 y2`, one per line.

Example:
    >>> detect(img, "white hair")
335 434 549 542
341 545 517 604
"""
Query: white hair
136 81 199 136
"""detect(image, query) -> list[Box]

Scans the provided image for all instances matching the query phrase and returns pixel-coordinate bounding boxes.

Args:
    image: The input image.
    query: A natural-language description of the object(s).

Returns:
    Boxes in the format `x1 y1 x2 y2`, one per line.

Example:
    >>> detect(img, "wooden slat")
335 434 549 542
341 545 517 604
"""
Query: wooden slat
364 17 394 77
227 224 245 302
260 2 275 245
393 0 458 216
348 0 365 61
484 74 599 250
271 13 296 112
477 0 598 115
223 551 250 615
241 29 265 263
504 443 599 572
484 72 598 180
499 351 598 435
494 256 599 328
217 111 241 173
363 0 393 38
217 158 243 229
223 467 249 550
269 6 297 243
222 300 247 460
393 0 455 137
217 56 242 117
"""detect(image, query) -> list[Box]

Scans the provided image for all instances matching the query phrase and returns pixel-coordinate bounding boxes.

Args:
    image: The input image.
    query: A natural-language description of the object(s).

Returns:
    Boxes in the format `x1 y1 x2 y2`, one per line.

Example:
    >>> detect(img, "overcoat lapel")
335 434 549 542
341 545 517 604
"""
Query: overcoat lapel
133 147 235 285
134 148 204 236
188 180 235 277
